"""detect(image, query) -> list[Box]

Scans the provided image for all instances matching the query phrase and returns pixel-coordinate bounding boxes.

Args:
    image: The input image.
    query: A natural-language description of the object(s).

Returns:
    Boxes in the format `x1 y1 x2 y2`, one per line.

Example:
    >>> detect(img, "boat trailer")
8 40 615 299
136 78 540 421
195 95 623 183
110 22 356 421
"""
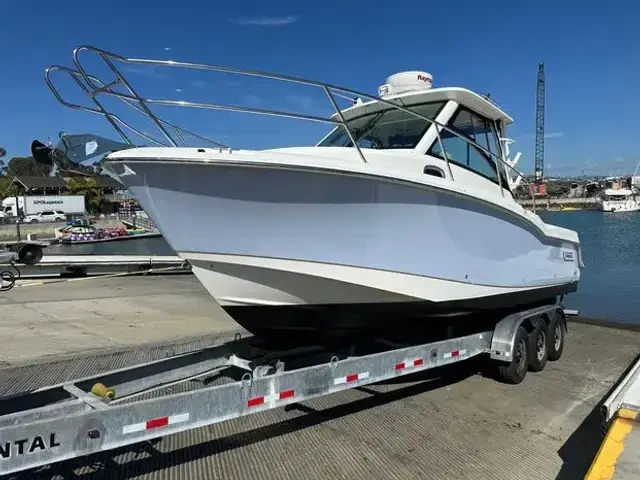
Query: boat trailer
0 240 46 266
0 241 49 291
0 303 568 476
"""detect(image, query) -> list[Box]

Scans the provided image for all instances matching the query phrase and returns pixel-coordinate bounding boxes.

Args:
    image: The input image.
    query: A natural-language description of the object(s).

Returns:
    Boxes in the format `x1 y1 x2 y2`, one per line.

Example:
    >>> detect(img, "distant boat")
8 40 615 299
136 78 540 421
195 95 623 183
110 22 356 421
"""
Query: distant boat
55 223 160 244
599 188 640 213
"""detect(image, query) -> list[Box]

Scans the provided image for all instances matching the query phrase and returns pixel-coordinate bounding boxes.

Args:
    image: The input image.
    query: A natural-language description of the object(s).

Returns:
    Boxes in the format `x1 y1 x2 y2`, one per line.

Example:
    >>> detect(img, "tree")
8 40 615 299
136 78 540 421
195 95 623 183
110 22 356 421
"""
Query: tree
66 177 103 213
3 156 51 177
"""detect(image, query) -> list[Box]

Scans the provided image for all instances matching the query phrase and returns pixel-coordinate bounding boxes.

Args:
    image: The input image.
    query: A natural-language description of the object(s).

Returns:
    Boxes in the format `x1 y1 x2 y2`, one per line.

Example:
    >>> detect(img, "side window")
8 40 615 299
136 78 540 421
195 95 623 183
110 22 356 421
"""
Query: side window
429 108 500 183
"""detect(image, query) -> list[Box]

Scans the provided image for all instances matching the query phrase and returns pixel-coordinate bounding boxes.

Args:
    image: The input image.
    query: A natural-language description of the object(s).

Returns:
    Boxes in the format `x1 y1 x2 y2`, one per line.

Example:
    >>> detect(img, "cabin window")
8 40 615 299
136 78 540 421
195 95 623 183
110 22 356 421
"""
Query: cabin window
429 107 508 187
318 101 445 150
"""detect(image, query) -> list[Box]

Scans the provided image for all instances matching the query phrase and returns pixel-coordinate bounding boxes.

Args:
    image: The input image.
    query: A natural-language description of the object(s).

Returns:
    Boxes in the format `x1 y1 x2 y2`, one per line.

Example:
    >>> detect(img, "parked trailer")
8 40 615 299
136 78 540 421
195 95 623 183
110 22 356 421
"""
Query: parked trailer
0 302 568 476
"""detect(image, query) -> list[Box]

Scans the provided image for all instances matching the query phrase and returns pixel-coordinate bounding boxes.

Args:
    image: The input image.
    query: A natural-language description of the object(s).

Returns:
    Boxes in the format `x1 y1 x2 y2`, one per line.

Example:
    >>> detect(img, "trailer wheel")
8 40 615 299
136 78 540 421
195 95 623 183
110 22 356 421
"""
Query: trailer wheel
547 311 565 361
527 319 548 372
18 244 43 265
495 326 529 384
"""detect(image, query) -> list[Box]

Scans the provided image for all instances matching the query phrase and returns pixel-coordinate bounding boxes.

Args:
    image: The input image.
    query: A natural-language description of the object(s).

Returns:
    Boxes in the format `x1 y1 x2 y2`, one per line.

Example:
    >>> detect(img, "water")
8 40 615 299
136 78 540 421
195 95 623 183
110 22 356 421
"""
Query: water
538 210 640 325
46 210 640 325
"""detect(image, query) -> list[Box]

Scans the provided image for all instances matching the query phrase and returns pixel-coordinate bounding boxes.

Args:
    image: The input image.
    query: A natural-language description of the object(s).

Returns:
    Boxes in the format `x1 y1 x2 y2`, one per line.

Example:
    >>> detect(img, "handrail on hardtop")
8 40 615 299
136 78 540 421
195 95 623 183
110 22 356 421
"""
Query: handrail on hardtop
45 45 537 210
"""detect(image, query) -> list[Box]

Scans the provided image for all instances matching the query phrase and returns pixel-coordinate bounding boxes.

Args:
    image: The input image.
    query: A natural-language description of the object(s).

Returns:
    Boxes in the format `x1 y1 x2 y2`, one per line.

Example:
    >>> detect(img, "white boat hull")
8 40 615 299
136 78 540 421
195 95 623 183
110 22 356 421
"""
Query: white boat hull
184 252 571 307
601 200 640 212
104 153 581 338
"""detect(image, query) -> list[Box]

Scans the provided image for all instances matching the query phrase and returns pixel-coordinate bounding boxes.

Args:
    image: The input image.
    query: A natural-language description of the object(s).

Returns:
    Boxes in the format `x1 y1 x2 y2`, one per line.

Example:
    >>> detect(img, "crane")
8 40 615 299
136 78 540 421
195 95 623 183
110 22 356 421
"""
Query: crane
534 62 545 186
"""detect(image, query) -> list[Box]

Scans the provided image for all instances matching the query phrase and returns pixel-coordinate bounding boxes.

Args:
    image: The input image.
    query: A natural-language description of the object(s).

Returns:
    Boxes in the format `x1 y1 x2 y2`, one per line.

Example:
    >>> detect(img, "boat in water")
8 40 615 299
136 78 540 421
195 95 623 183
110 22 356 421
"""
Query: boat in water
599 187 640 213
44 47 584 340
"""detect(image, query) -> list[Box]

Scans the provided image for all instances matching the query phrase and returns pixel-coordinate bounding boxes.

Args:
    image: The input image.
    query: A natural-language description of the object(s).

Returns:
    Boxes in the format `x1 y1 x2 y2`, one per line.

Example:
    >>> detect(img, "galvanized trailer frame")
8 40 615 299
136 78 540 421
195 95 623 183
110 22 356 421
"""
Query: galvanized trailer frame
0 303 566 476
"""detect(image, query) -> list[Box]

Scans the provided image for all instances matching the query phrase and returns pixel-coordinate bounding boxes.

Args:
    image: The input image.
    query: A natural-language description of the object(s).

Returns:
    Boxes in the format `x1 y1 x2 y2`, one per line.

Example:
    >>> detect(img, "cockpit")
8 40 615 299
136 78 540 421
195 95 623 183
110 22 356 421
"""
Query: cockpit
317 83 513 192
318 101 446 150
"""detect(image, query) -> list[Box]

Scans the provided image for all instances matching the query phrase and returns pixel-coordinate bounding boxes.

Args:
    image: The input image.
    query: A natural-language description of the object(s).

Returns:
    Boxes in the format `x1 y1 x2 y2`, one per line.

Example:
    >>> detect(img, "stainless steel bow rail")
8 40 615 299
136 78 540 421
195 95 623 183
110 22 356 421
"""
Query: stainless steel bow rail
44 45 538 209
0 303 568 476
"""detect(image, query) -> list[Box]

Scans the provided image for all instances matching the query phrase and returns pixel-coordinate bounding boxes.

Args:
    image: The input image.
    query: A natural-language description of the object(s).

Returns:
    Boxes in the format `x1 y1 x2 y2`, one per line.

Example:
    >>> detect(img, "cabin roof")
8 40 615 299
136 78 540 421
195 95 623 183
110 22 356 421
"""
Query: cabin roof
10 175 123 190
337 87 513 124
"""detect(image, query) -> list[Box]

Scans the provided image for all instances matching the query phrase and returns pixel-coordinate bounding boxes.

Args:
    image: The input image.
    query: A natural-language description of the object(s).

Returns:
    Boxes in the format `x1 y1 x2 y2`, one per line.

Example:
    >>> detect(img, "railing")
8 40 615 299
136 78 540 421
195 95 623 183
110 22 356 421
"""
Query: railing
45 45 538 211
117 211 158 232
103 191 135 203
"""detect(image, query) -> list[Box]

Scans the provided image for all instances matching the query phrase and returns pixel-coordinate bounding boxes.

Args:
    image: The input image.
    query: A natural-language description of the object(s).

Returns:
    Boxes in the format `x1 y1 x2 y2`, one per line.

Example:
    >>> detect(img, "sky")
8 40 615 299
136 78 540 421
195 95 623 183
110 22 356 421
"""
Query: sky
1 0 639 177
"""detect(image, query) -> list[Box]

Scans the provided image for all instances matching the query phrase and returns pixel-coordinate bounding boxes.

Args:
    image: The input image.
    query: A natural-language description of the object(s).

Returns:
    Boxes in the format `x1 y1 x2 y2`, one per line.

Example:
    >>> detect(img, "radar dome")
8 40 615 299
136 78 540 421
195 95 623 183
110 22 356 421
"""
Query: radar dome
378 71 433 97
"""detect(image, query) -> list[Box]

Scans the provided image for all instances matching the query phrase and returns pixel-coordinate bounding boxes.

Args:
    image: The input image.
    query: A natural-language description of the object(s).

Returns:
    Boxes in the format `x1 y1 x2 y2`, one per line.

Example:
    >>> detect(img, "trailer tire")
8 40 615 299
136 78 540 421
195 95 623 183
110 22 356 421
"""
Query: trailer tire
18 244 43 265
547 311 565 361
527 318 548 372
495 326 529 384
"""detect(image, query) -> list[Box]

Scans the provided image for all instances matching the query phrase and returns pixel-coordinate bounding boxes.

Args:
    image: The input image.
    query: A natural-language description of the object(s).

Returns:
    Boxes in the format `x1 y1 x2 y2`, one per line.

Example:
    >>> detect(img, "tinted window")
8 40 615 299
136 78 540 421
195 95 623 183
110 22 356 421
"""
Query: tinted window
429 108 503 184
319 102 445 150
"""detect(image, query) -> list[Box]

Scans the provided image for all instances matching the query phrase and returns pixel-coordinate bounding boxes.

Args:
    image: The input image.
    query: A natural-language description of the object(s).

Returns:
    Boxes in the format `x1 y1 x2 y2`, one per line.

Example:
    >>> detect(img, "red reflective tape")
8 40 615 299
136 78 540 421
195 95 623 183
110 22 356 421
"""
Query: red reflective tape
451 350 460 357
279 389 295 399
395 362 406 370
414 358 424 366
146 417 169 430
346 374 359 383
247 396 265 407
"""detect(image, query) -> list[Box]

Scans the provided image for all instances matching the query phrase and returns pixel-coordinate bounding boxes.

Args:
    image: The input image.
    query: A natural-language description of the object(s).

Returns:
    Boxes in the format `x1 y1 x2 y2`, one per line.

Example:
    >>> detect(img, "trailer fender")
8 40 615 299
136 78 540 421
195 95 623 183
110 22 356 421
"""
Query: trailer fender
489 304 563 363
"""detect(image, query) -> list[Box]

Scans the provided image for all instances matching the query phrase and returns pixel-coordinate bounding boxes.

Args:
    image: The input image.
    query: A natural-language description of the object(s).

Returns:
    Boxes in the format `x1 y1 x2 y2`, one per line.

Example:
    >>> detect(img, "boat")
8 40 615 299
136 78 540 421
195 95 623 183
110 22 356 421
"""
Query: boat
599 186 640 213
54 220 159 244
43 47 584 340
55 224 97 238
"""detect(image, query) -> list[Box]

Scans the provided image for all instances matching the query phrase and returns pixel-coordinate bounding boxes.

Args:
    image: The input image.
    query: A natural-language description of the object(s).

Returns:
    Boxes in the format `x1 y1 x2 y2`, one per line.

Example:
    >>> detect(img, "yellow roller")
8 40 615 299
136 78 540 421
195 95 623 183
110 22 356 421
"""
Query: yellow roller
90 382 116 400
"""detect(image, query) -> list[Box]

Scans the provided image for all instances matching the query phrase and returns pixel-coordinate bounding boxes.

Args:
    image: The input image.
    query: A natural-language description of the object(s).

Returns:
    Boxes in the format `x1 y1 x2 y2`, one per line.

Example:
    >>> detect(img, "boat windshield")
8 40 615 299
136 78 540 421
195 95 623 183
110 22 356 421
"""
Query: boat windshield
605 194 630 201
318 101 445 149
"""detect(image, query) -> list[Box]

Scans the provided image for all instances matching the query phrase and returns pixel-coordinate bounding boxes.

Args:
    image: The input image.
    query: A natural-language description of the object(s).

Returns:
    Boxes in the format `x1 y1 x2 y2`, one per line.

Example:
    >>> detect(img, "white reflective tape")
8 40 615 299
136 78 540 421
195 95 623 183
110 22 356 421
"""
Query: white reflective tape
443 349 467 359
408 358 423 367
123 422 146 434
122 413 189 435
334 371 370 385
169 413 189 424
